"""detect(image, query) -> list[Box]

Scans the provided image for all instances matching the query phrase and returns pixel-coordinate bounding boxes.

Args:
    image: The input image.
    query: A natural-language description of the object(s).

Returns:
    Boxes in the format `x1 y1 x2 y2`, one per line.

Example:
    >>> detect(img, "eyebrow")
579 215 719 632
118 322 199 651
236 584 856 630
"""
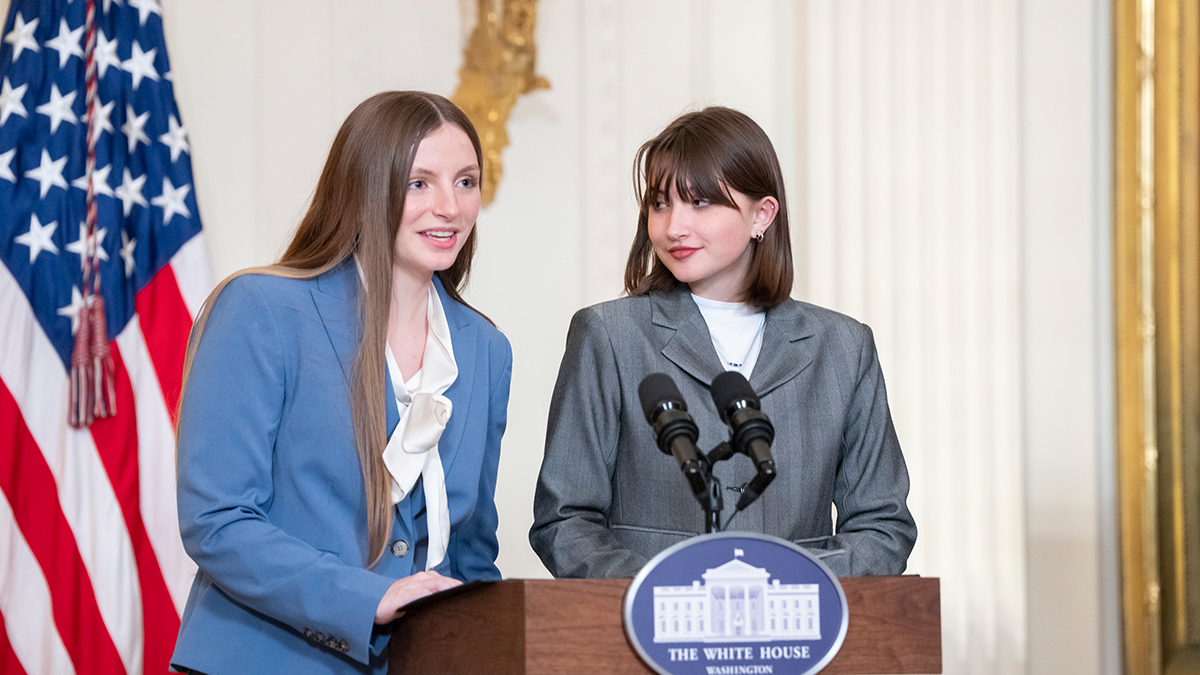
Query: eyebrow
409 165 481 178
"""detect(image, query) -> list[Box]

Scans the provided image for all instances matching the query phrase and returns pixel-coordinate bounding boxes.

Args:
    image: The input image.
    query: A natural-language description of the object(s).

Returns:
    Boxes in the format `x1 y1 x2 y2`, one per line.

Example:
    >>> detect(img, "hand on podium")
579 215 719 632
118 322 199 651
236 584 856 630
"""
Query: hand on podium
375 571 462 624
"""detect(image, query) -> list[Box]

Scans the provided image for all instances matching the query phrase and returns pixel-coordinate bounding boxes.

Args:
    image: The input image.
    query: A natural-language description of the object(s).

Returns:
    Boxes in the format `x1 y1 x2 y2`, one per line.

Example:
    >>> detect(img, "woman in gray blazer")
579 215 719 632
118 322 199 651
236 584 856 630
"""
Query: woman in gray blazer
529 107 916 579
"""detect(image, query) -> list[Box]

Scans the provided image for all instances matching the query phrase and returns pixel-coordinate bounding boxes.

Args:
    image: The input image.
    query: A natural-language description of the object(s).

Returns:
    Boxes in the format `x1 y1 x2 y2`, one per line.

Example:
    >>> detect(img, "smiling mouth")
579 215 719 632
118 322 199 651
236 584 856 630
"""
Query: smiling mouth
668 247 699 260
421 230 458 244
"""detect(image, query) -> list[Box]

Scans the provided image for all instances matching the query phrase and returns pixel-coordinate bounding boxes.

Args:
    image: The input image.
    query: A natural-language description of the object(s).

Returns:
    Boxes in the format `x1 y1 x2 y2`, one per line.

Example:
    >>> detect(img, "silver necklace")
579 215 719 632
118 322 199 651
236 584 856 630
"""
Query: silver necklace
712 316 766 369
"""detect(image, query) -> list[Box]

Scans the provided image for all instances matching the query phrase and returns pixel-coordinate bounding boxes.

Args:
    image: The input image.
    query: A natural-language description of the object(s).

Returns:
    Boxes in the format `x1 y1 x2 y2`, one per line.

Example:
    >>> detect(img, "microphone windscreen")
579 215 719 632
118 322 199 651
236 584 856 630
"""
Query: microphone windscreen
638 373 684 423
710 371 759 421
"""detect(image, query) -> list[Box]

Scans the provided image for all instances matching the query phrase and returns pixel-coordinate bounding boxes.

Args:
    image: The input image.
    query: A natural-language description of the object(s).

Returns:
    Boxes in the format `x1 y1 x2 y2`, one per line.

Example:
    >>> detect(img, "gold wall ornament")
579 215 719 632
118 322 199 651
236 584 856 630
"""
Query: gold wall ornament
451 0 550 206
1116 0 1200 672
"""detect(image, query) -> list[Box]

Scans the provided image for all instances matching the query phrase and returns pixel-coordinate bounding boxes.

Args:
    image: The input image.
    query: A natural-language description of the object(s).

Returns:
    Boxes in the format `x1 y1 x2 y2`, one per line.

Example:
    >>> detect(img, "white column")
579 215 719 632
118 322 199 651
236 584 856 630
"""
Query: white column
799 2 1024 674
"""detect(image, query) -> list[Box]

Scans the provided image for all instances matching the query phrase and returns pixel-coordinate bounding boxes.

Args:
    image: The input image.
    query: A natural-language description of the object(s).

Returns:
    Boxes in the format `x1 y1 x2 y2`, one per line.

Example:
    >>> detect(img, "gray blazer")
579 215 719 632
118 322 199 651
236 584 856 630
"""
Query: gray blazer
529 287 916 578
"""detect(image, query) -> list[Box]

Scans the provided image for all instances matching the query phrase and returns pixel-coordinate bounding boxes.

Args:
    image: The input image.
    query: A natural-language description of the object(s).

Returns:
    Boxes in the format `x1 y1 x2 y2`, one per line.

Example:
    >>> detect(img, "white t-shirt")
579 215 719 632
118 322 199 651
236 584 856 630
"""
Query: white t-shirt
691 294 766 379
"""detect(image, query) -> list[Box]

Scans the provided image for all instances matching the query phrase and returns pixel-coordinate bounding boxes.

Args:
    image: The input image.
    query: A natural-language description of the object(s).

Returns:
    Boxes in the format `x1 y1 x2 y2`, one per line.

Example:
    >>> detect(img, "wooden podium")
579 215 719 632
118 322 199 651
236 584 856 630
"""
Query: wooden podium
390 577 940 674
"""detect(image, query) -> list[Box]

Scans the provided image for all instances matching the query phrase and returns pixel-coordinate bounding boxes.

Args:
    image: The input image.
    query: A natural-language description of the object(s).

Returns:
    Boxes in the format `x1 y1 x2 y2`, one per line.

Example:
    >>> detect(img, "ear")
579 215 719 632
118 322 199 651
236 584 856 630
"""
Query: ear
751 196 779 234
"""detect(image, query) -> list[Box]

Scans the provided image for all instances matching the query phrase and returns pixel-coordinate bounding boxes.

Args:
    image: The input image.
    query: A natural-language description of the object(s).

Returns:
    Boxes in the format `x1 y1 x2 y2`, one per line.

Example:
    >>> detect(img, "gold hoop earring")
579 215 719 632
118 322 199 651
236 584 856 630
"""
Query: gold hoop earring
754 231 765 243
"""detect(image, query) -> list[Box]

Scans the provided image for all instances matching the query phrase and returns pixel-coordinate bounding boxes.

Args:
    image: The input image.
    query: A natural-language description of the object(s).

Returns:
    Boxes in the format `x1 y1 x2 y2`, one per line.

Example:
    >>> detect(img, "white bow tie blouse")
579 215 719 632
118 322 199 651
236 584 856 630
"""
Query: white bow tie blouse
383 283 457 571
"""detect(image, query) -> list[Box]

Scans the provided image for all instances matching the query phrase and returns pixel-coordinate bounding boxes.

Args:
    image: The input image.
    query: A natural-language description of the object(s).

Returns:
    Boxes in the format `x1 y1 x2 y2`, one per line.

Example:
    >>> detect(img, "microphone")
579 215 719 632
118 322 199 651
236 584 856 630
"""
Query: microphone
638 373 710 501
710 371 776 511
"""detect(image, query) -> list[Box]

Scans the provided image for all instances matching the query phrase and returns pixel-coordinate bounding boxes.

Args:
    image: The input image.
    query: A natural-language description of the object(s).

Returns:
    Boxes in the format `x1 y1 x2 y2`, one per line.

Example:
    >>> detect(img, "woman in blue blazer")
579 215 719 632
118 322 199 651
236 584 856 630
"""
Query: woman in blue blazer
170 92 512 675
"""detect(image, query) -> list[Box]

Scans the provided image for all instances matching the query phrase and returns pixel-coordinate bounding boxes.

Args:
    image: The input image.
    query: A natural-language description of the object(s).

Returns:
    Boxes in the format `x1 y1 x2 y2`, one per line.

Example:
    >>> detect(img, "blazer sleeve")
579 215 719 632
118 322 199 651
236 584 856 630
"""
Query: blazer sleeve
176 277 394 665
448 336 512 582
826 324 917 575
529 307 650 578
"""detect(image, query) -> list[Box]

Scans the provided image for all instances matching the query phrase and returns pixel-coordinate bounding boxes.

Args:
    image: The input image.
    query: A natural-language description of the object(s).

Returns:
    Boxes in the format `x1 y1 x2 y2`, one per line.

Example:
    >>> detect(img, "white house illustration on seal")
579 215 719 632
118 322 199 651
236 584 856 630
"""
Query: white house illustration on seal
652 550 820 643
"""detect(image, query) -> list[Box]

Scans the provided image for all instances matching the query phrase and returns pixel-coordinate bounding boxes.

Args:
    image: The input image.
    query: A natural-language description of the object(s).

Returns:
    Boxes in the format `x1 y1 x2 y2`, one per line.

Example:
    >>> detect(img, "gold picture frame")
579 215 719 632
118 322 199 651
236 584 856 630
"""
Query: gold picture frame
1115 0 1200 673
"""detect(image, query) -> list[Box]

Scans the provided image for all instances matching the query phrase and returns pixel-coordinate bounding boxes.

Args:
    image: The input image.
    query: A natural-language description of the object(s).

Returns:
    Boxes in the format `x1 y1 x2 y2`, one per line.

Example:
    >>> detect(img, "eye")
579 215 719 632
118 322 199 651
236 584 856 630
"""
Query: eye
692 198 710 208
408 179 426 190
457 176 478 189
652 199 668 211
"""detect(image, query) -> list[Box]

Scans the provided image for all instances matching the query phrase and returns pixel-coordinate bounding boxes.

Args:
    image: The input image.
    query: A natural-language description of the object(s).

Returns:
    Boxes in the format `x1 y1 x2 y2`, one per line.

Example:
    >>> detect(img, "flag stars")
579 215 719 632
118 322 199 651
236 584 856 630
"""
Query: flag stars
94 31 121 79
36 84 78 134
88 98 115 137
122 41 160 91
159 115 190 162
115 168 147 216
65 223 109 262
14 214 59 264
120 230 136 277
45 18 84 69
57 285 86 335
0 78 29 125
72 163 115 197
25 149 68 198
122 105 150 154
151 177 191 225
0 148 14 182
128 0 163 26
4 13 40 63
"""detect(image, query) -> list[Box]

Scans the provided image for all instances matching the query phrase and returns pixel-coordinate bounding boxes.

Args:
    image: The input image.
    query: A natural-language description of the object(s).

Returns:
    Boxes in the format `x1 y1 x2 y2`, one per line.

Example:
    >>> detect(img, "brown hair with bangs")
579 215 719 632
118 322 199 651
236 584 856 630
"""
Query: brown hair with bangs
178 91 485 566
623 106 794 308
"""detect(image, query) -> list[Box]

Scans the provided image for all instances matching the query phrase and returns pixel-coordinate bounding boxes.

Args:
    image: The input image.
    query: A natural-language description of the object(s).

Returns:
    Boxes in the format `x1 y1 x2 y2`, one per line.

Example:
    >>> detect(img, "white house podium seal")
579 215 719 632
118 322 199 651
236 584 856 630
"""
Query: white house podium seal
623 532 849 675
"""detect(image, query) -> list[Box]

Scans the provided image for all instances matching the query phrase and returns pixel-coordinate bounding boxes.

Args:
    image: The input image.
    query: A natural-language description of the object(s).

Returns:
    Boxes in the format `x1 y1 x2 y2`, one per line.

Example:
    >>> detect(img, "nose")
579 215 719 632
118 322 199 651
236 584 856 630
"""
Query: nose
665 206 690 240
431 182 460 220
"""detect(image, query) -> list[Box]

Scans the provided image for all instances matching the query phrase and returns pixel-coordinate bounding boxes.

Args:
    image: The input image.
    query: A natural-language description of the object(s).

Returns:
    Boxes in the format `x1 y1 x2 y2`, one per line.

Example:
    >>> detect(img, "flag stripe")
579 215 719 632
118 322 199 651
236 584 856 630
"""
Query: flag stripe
0 265 143 674
0 377 127 675
88 344 181 674
0 610 32 675
136 263 193 423
116 315 195 614
170 235 213 319
0 496 74 675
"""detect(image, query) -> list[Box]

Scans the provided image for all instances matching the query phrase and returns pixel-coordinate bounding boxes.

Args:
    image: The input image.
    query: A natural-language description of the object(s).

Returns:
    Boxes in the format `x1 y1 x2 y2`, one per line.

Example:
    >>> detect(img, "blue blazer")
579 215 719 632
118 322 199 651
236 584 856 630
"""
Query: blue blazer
170 261 512 675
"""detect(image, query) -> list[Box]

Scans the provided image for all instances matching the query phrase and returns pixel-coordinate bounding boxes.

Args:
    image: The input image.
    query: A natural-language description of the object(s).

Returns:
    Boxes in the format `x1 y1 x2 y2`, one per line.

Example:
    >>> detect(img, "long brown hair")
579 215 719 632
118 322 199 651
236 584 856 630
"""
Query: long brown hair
179 91 485 566
624 106 794 308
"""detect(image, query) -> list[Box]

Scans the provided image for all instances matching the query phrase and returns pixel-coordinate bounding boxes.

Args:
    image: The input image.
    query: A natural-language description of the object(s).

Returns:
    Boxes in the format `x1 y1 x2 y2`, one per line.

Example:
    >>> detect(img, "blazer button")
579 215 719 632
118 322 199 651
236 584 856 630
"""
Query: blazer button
304 628 314 640
340 640 349 652
391 540 409 557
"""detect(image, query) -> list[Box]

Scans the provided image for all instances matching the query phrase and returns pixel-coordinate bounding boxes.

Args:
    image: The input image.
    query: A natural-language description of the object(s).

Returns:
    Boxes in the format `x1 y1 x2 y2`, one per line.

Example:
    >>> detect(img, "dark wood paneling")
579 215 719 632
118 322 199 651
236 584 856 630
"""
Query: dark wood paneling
390 580 526 674
524 579 653 674
824 576 942 674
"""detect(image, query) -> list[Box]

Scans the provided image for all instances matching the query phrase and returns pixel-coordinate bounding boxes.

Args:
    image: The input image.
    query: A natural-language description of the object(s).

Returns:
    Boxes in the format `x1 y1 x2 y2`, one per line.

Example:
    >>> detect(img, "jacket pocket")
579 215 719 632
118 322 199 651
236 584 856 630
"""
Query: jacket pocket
610 524 698 561
792 538 851 577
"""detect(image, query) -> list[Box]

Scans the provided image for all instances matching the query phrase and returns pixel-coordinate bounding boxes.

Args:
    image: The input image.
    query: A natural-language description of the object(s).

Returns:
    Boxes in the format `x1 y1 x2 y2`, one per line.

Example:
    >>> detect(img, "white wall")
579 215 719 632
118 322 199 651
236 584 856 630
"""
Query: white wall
0 0 1118 671
1020 0 1118 673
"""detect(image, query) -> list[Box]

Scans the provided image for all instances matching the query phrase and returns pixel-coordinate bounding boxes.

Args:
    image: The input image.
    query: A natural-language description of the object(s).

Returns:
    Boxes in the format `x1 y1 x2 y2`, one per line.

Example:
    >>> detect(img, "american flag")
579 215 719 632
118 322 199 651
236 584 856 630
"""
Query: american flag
0 0 210 673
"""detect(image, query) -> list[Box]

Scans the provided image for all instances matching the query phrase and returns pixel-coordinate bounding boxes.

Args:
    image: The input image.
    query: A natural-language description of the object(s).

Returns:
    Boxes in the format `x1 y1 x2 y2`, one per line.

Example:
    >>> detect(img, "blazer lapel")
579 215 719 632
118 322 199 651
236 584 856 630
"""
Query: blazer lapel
310 261 401 438
652 288 724 387
433 277 475 474
750 301 817 397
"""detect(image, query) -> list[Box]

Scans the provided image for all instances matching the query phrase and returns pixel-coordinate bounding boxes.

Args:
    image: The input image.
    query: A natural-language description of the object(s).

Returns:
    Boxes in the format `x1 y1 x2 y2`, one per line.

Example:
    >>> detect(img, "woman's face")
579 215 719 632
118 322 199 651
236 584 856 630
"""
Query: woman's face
393 124 481 277
647 182 777 302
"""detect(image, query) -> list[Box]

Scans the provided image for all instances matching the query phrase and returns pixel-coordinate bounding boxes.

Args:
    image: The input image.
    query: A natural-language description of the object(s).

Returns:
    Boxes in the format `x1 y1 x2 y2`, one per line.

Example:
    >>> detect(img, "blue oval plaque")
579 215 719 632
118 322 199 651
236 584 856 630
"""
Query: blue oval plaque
623 532 849 675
